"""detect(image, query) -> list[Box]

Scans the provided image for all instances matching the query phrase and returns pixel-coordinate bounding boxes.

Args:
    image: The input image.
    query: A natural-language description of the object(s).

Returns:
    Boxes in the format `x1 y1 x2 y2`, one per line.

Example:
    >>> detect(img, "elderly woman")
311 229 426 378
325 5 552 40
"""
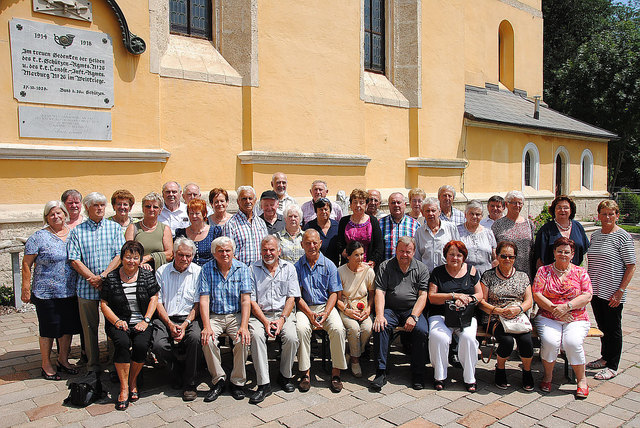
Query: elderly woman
125 192 173 271
208 188 233 229
336 241 375 377
21 201 81 380
535 195 589 270
62 189 84 229
492 191 535 280
408 188 426 224
276 204 305 263
101 241 159 410
479 241 534 391
303 198 340 266
457 200 497 275
586 200 636 380
428 241 482 392
337 189 384 268
533 237 592 398
109 189 136 233
175 199 219 266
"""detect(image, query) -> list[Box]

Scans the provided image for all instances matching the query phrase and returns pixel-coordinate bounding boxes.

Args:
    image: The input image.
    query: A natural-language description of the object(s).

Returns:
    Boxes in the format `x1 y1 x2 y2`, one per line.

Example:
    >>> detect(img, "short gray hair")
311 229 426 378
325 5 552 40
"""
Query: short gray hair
61 189 82 203
162 181 182 194
422 197 440 210
183 183 200 193
83 192 107 210
261 234 281 250
397 236 416 249
174 237 196 255
438 185 456 199
284 204 303 219
465 200 483 213
43 201 69 224
236 185 256 198
505 190 525 204
311 180 328 189
142 192 165 209
388 192 406 204
211 236 236 254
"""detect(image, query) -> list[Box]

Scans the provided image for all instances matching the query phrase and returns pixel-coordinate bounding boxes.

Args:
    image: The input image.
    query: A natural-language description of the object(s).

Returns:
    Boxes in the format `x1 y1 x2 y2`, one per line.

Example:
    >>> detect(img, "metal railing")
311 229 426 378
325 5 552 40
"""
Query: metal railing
614 189 640 225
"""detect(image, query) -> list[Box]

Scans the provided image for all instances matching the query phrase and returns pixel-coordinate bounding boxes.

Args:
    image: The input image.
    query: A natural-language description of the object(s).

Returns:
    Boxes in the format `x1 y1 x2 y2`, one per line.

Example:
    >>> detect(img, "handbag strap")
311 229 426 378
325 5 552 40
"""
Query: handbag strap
481 308 498 364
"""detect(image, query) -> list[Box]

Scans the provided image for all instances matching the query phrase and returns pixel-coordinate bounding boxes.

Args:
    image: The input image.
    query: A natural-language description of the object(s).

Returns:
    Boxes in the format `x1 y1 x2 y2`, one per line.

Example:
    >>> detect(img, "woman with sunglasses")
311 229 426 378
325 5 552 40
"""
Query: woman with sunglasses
479 240 534 391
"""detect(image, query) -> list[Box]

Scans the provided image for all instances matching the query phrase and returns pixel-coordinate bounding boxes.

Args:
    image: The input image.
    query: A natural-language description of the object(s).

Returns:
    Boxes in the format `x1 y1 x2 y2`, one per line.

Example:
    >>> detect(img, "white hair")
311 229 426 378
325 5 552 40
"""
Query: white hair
162 181 182 193
422 197 440 210
397 235 416 249
271 172 287 182
284 204 303 219
388 192 406 204
183 183 200 193
174 237 197 254
505 190 525 204
465 200 483 213
211 236 236 254
236 185 256 198
43 201 69 225
142 192 165 209
82 192 107 210
438 185 456 199
311 180 328 189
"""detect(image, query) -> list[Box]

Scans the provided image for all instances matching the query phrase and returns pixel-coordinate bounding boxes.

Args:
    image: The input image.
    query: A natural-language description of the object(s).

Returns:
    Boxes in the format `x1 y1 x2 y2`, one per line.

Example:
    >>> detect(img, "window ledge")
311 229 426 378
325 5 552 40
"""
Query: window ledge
158 35 243 86
361 71 410 108
238 151 371 167
406 157 468 169
0 143 170 162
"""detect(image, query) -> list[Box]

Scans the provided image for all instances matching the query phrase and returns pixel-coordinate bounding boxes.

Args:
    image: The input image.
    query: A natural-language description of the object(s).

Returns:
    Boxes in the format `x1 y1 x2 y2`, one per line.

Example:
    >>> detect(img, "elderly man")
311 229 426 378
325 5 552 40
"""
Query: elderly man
223 186 269 266
259 190 285 235
159 181 190 236
414 198 460 272
480 195 505 228
301 180 343 223
153 237 202 402
371 236 429 391
366 189 383 219
183 183 213 217
248 236 300 403
295 229 347 392
271 172 297 215
62 189 84 229
68 192 125 375
199 236 252 402
438 185 465 225
379 192 420 260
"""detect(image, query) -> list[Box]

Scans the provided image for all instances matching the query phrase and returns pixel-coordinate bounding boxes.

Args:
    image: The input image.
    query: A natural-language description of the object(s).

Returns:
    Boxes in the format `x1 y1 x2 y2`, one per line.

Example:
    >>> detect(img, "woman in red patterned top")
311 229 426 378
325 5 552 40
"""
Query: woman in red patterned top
533 237 592 399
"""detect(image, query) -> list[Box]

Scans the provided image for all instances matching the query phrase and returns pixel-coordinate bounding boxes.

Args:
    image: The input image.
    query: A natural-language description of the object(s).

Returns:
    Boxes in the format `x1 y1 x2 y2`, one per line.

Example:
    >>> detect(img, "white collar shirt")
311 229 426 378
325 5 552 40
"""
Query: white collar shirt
413 220 460 273
158 202 190 236
155 261 202 317
250 258 301 313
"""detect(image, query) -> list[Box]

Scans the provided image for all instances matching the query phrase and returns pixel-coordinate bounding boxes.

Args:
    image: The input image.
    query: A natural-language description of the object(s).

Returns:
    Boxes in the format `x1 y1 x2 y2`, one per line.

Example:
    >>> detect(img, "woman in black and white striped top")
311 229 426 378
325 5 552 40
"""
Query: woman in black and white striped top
586 200 636 380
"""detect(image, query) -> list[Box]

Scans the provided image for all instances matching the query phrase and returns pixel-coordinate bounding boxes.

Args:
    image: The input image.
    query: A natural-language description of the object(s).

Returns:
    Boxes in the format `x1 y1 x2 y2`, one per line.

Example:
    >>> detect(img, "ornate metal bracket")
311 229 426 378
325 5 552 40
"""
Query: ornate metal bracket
103 0 146 55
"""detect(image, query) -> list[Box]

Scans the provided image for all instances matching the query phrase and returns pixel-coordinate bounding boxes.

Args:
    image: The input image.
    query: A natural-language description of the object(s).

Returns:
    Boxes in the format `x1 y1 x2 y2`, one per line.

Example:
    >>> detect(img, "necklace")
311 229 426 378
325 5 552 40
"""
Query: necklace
48 225 69 237
121 268 136 280
553 263 571 275
497 266 515 279
555 220 571 232
141 219 157 230
189 224 207 235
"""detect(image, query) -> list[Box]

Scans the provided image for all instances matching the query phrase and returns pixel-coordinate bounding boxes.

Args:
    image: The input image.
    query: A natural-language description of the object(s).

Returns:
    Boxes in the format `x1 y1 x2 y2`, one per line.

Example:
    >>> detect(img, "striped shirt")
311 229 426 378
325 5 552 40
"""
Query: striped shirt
199 258 252 314
440 207 465 225
379 214 419 260
222 210 268 266
587 228 636 302
67 218 125 300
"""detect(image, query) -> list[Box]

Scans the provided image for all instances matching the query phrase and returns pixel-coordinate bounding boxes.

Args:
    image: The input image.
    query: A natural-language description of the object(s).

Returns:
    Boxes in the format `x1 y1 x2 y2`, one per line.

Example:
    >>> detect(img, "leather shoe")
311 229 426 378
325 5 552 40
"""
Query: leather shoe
299 374 311 392
204 380 225 402
412 375 425 390
229 383 245 400
249 383 272 404
182 385 197 402
278 373 295 393
330 376 343 393
370 370 387 391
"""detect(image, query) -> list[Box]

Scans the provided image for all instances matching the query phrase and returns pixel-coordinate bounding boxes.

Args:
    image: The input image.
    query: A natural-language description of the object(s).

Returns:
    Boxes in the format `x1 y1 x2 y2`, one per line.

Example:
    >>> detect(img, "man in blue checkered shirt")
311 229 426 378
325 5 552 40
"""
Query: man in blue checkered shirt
68 192 125 375
379 192 419 261
222 186 268 266
438 185 465 225
199 236 252 403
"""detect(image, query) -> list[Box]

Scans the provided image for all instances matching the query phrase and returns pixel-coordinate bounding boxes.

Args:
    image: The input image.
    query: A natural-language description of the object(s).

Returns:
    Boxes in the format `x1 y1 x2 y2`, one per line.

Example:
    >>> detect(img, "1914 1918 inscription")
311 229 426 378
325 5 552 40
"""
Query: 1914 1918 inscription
10 18 114 109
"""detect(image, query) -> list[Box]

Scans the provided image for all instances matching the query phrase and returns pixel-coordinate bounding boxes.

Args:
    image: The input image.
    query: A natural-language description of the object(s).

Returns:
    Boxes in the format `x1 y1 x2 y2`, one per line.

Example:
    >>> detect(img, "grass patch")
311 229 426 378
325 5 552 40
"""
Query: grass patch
619 224 640 234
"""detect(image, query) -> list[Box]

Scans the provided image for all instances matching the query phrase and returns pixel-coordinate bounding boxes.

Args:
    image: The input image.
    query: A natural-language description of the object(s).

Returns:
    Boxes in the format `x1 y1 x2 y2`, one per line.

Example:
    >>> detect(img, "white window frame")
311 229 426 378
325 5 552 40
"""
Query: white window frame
522 142 540 191
580 149 594 190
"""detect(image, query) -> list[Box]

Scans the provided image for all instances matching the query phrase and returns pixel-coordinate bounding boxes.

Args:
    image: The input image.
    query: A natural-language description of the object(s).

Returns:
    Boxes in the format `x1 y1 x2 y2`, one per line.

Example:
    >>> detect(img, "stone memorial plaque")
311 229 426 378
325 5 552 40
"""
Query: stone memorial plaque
19 105 111 140
10 18 114 108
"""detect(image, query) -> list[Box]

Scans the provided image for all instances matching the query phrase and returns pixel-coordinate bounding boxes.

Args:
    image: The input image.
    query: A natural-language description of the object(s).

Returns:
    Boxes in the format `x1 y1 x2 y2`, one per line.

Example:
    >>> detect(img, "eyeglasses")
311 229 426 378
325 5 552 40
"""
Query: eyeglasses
499 254 516 260
555 250 573 255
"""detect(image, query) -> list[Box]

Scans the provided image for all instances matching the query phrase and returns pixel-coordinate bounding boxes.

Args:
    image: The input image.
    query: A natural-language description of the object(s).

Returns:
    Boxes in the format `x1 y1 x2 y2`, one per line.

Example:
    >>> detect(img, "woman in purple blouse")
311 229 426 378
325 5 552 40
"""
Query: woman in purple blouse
336 189 383 267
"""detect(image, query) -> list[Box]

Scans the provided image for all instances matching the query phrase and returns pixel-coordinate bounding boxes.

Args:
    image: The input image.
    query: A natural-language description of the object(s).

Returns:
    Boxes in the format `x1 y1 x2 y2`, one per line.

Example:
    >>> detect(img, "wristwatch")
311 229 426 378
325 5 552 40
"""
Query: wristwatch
409 314 418 323
144 316 151 323
185 319 192 325
99 273 106 280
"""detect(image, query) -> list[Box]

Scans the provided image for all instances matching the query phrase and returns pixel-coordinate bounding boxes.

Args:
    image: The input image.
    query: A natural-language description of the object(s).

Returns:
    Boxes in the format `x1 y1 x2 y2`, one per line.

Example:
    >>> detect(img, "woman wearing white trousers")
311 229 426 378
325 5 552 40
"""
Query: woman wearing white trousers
428 240 482 392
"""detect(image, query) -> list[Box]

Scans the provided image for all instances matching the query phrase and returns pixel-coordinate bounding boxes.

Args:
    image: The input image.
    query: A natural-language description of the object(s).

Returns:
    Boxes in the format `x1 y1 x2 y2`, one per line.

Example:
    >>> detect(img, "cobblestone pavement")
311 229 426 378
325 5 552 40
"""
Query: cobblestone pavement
2 238 640 427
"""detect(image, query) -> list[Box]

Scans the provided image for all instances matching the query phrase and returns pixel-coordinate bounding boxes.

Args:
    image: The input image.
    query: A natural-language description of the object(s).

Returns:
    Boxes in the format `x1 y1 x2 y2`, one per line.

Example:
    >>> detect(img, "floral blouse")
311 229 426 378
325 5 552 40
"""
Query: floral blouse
532 264 592 322
276 229 305 264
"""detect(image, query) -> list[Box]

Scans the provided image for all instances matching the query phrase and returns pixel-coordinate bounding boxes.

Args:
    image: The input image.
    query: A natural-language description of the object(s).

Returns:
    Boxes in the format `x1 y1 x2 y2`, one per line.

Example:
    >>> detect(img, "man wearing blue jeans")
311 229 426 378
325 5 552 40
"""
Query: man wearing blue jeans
371 236 429 391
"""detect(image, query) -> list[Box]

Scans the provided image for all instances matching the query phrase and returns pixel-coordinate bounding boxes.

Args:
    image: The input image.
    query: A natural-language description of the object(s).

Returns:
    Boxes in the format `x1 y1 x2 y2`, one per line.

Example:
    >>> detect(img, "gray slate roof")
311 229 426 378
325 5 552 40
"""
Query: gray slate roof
464 85 618 140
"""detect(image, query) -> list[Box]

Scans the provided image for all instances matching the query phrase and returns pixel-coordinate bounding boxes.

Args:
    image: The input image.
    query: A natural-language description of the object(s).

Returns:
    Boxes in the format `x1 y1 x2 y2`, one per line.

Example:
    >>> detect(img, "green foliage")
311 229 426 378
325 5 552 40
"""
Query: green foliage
616 188 640 223
531 203 553 233
0 286 14 306
620 224 640 233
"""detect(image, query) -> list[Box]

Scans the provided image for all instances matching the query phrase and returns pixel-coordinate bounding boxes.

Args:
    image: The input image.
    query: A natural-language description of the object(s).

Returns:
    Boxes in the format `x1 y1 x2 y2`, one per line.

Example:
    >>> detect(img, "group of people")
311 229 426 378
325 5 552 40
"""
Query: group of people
20 172 636 409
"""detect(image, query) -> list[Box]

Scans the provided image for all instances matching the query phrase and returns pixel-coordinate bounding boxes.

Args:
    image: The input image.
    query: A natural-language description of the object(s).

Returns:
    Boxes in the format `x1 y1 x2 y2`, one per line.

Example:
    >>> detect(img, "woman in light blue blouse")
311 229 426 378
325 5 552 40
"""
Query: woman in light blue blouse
21 201 81 380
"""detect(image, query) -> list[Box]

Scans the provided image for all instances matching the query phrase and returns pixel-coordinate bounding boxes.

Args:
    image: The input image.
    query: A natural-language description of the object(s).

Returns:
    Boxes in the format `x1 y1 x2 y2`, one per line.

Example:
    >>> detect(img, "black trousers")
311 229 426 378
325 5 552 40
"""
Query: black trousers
105 322 153 364
151 317 202 386
491 322 534 359
591 296 623 371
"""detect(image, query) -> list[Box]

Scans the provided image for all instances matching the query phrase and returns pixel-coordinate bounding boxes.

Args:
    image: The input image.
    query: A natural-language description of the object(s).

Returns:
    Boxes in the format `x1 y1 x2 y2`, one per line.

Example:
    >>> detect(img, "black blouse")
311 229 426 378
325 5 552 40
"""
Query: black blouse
429 264 480 317
100 268 160 323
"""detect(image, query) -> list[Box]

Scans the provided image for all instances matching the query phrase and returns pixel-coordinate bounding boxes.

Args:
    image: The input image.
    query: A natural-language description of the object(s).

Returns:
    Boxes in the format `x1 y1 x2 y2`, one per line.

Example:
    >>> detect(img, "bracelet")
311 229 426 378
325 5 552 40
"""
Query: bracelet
518 305 524 314
567 302 573 310
115 319 121 327
451 292 455 300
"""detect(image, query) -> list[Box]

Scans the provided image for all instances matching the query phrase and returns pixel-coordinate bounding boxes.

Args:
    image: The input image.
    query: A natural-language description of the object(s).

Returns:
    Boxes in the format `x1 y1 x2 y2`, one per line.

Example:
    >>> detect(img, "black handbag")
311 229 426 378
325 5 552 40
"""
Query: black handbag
444 297 477 329
63 372 103 407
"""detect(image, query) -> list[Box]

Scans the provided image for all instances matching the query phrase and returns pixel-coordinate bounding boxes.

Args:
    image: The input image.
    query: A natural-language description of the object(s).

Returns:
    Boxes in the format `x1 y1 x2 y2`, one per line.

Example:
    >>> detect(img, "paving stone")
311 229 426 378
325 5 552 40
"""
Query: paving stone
184 410 223 428
422 408 460 425
625 414 640 427
0 379 27 395
304 417 342 428
625 391 640 402
152 395 185 410
457 410 498 428
614 397 640 413
54 408 89 425
125 401 160 418
25 401 68 421
307 395 362 418
499 411 538 427
0 383 58 406
499 390 540 407
613 374 640 389
0 397 37 415
375 390 414 408
467 390 501 405
0 411 29 428
537 415 576 428
157 404 196 422
477 400 518 419
398 418 439 428
566 399 604 416
352 400 391 418
536 391 576 408
379 407 419 425
85 402 114 417
217 413 263 428
278 410 320 428
13 415 60 428
552 408 588 424
254 393 285 408
584 412 625 427
516 400 557 420
444 397 484 416
331 409 367 426
127 413 166 428
596 381 630 398
80 410 129 428
601 403 638 421
402 394 451 415
32 390 70 407
252 398 307 423
356 417 394 428
437 389 470 401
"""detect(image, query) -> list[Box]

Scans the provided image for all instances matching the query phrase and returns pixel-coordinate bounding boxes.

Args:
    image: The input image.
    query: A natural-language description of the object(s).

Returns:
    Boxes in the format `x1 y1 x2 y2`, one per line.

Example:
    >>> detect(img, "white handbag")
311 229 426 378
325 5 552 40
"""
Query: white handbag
499 302 532 334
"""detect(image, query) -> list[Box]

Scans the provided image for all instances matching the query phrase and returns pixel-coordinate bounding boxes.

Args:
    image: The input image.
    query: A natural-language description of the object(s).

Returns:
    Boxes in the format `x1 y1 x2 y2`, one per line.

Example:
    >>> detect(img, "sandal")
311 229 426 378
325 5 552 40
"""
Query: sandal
434 380 445 391
115 399 129 411
464 382 476 393
594 368 617 380
56 361 78 375
129 391 139 402
41 368 61 381
587 359 607 370
576 385 589 399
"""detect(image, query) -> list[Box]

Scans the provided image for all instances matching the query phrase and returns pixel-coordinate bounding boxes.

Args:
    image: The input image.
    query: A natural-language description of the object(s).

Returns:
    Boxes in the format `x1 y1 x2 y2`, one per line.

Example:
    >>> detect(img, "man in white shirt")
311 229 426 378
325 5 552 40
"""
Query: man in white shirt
300 180 343 223
480 195 505 228
271 172 297 215
158 181 190 236
247 235 300 404
152 237 202 401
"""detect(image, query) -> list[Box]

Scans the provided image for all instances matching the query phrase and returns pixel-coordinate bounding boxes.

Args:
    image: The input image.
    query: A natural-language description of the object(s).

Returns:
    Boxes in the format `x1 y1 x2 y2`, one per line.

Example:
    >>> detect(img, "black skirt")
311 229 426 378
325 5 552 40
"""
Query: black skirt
32 294 82 338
